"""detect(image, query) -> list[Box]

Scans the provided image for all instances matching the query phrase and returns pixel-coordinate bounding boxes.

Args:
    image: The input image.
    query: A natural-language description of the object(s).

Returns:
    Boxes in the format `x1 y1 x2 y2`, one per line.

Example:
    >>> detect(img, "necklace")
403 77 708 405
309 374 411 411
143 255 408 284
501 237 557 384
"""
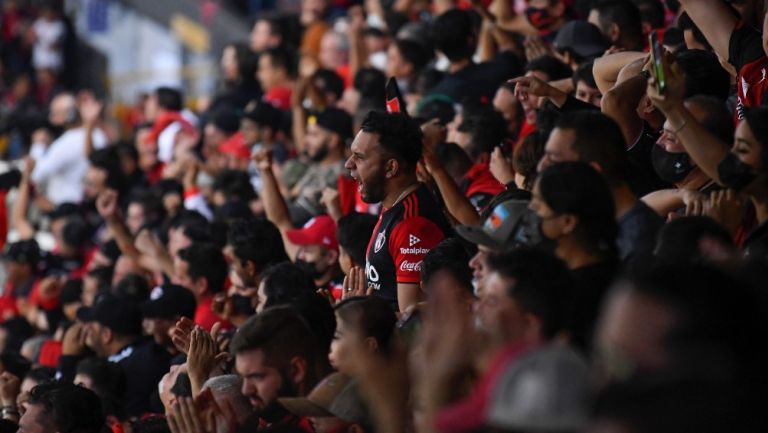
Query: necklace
387 183 420 208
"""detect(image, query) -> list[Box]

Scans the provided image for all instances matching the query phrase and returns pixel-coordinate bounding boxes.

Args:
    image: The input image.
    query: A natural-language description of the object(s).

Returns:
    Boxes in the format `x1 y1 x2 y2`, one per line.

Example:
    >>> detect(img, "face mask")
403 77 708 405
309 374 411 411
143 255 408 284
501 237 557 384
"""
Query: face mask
295 258 324 280
513 210 558 253
717 152 757 191
525 6 557 30
652 145 695 184
231 294 255 316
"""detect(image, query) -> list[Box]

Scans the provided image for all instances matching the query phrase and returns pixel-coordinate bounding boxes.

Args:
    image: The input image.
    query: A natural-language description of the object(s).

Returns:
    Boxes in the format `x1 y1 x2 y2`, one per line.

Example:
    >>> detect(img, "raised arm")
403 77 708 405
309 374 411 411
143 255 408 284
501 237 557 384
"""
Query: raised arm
601 74 647 146
678 0 737 63
422 121 480 226
593 51 647 95
80 98 103 157
647 60 729 183
12 159 37 240
253 149 299 259
96 189 141 260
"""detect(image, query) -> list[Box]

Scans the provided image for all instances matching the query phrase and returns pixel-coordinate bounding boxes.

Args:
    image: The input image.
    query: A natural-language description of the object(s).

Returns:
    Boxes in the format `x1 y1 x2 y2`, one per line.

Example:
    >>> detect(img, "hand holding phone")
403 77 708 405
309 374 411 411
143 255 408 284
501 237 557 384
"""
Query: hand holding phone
649 31 666 94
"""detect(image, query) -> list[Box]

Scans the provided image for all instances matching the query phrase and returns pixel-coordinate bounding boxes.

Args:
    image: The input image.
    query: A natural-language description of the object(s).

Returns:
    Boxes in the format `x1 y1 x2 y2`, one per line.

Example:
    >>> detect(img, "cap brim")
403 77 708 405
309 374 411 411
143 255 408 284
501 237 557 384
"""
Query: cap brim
278 397 334 417
285 229 317 247
140 301 167 319
573 44 608 59
456 225 501 250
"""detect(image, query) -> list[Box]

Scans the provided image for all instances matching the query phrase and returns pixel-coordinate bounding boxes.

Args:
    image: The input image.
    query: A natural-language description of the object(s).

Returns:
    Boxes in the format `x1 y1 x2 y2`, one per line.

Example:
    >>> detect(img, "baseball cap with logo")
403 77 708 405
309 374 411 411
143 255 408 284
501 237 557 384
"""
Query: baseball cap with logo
140 284 197 320
286 215 339 251
278 373 372 427
308 108 353 142
456 200 529 251
487 344 592 432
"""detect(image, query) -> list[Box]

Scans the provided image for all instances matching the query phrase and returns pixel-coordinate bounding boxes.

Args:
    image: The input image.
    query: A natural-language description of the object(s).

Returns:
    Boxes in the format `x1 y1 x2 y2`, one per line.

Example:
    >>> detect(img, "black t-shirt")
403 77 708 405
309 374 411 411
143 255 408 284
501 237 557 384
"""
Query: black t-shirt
365 184 452 310
743 220 768 258
428 52 524 103
617 200 664 263
569 260 619 354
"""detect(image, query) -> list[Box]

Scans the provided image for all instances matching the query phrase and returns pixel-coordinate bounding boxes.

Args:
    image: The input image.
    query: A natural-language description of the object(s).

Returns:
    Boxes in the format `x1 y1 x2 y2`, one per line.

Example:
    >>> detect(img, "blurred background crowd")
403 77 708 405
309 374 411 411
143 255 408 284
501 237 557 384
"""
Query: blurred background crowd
1 0 768 433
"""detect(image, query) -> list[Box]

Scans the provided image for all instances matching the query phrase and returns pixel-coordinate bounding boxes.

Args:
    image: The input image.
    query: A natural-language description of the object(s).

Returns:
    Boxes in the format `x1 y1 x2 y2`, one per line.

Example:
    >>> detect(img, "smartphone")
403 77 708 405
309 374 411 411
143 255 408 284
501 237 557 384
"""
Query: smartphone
649 31 666 94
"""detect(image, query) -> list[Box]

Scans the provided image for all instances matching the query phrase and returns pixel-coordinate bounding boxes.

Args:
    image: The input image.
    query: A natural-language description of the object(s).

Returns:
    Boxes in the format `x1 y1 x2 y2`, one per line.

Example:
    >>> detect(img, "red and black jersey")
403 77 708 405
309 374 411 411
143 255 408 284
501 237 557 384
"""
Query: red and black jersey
729 22 768 120
365 184 452 309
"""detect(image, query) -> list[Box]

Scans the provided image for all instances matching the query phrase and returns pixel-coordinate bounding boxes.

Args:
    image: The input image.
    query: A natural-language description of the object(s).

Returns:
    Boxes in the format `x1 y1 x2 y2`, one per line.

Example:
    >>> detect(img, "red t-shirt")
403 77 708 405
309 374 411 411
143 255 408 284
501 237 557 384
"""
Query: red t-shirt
434 342 532 433
194 296 232 332
729 22 768 120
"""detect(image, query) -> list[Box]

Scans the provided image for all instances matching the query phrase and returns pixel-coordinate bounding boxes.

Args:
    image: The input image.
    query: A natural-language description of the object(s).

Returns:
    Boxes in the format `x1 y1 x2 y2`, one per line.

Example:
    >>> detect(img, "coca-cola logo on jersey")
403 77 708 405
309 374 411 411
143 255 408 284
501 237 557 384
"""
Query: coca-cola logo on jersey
399 260 422 272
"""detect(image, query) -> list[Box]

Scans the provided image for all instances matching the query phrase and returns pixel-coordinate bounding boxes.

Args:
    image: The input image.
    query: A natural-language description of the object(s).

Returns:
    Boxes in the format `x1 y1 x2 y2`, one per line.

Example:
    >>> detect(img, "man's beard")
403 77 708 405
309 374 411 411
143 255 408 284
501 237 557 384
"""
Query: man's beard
361 174 386 204
257 373 297 422
308 144 329 162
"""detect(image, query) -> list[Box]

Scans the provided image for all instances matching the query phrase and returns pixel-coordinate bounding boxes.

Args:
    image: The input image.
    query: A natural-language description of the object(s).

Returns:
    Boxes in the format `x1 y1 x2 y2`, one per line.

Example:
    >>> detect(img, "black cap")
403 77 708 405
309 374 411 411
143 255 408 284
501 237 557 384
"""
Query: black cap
77 297 143 336
211 109 241 135
243 101 282 128
553 21 608 60
308 108 354 141
2 240 40 265
140 284 196 320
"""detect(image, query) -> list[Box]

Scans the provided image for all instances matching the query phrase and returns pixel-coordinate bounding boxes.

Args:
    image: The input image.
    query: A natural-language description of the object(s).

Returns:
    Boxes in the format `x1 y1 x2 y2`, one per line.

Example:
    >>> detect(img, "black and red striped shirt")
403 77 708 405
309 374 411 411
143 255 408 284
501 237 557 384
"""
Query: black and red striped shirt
365 184 452 310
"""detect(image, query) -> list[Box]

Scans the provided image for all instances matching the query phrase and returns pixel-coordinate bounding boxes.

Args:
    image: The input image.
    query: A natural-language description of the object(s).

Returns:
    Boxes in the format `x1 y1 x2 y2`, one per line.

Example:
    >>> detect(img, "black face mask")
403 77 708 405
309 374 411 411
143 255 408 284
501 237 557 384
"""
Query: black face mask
513 210 558 253
717 152 758 191
652 145 695 184
230 294 255 316
295 258 324 280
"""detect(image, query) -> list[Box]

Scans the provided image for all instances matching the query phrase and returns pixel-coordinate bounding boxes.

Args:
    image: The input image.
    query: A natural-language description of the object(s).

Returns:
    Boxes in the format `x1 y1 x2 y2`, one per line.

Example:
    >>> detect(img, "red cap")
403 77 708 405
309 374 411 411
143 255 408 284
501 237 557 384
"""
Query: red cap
219 132 251 161
286 216 338 250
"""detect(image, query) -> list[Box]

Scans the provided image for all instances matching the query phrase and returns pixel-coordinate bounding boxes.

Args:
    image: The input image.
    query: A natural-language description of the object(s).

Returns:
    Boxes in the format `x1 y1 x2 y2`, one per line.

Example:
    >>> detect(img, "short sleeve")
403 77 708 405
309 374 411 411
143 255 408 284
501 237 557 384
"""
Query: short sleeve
388 216 446 284
729 23 764 70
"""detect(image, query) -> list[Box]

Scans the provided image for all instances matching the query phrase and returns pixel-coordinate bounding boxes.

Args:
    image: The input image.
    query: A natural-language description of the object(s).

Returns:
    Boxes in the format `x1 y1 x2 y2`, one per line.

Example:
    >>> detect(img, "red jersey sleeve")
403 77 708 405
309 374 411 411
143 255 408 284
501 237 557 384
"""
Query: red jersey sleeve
388 216 445 284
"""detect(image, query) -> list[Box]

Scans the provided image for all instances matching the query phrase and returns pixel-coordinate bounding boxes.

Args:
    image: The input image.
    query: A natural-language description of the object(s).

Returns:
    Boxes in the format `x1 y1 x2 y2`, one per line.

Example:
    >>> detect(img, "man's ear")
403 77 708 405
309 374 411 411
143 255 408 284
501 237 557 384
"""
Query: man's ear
385 158 400 179
589 161 604 174
561 214 579 236
194 277 209 297
325 249 339 267
364 336 379 353
523 312 543 338
288 356 308 387
641 22 653 38
244 260 258 280
347 424 366 433
609 23 621 44
102 327 114 345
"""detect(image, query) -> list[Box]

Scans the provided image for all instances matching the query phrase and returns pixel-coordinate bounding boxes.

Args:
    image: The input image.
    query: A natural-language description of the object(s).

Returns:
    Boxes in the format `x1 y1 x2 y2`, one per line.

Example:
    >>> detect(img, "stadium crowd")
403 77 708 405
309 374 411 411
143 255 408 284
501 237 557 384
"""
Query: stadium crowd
2 0 768 432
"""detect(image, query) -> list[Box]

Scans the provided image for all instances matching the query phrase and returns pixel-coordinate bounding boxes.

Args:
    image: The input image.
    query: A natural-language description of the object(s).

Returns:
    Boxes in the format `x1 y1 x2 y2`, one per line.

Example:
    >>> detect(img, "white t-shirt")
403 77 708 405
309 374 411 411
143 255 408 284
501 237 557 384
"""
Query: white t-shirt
31 127 107 205
32 18 66 71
